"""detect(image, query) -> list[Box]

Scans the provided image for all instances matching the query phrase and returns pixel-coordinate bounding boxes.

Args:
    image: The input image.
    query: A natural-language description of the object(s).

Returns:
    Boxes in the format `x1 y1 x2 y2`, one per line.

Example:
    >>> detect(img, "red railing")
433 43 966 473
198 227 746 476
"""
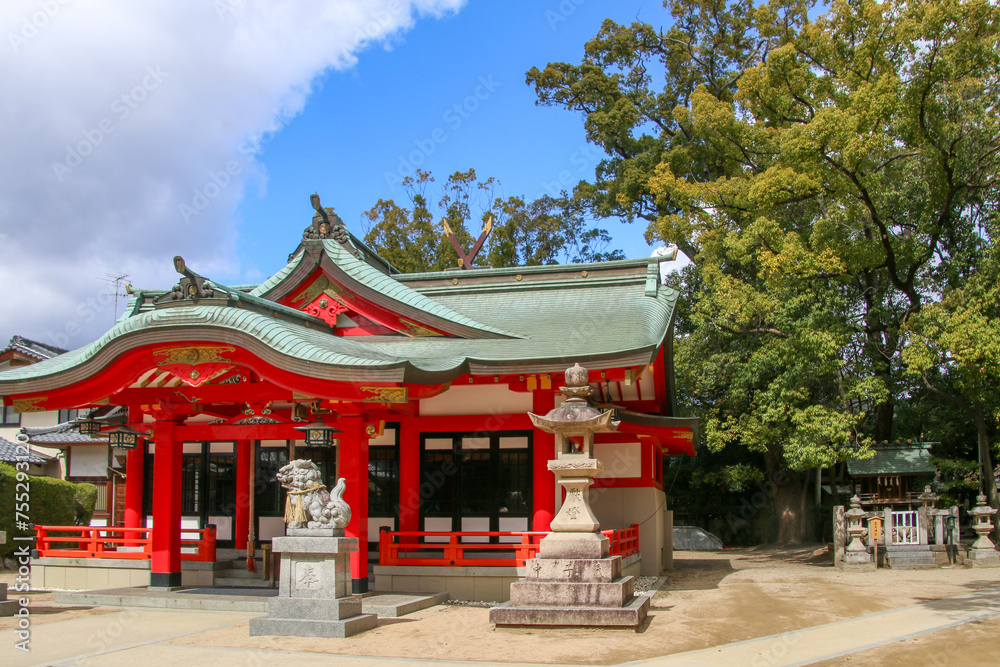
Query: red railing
379 524 640 567
34 525 217 562
606 524 640 557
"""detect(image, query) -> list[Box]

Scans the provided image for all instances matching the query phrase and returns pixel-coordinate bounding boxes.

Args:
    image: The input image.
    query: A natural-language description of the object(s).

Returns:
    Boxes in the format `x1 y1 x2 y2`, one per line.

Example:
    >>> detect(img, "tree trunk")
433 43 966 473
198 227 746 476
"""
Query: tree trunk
873 398 895 443
764 446 812 544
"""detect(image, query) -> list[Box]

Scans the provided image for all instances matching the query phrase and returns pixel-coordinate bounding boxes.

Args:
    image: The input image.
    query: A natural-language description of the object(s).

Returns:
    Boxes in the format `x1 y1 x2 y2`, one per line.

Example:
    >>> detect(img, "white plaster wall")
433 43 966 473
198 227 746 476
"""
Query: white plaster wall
419 384 531 416
0 410 59 445
369 426 397 446
207 515 233 541
590 486 666 576
369 517 395 543
594 441 642 478
258 516 285 541
68 445 109 477
20 411 59 429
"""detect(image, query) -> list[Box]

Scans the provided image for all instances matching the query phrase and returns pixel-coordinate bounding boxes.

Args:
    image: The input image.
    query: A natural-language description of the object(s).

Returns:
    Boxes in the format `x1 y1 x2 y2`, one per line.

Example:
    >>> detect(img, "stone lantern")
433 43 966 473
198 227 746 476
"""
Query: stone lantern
967 494 999 567
841 495 874 570
490 362 650 628
529 362 617 546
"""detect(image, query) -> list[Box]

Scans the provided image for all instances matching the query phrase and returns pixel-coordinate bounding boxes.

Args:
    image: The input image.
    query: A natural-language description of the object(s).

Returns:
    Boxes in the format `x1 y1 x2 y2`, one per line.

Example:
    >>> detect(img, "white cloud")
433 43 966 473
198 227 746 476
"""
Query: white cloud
0 0 464 349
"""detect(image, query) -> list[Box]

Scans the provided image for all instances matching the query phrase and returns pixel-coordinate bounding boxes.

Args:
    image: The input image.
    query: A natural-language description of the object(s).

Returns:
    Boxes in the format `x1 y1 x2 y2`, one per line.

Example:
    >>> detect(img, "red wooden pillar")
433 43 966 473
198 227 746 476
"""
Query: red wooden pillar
234 439 251 551
124 444 144 528
398 421 420 534
150 419 182 588
339 417 370 593
532 390 556 532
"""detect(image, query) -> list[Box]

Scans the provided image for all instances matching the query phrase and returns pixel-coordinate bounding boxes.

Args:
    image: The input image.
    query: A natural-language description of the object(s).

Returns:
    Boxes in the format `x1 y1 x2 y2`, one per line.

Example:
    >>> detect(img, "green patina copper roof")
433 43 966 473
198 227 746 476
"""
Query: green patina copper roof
847 442 938 477
252 240 518 338
0 239 681 392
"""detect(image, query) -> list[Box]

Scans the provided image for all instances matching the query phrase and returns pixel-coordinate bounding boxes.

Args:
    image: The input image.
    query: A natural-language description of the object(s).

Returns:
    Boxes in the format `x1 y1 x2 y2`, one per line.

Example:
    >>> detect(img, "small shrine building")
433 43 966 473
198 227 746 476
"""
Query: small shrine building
0 200 696 591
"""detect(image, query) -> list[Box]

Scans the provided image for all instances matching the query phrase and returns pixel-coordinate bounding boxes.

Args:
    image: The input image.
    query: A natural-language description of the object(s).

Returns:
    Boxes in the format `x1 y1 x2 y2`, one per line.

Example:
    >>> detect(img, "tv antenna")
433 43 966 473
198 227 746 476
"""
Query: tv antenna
99 272 132 323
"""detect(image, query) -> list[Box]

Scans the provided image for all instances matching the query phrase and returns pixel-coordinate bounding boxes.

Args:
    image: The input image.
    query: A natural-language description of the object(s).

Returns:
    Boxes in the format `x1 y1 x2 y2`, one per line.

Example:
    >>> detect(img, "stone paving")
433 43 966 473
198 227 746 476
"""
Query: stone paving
5 586 999 666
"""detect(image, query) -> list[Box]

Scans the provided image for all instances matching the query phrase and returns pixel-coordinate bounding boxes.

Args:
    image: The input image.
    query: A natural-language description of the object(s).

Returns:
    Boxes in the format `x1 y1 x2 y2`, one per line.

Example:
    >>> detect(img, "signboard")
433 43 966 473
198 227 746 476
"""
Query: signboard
869 516 883 541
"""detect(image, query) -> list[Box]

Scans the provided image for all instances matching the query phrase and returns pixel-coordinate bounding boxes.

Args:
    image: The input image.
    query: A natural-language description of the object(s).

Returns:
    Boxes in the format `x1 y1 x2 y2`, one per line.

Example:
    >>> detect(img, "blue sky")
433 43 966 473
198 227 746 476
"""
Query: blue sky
0 1 674 347
233 0 665 281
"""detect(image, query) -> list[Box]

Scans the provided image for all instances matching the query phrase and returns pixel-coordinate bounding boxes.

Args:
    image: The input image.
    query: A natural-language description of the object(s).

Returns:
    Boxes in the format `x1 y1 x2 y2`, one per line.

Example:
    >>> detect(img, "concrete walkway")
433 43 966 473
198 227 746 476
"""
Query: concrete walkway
8 586 1000 666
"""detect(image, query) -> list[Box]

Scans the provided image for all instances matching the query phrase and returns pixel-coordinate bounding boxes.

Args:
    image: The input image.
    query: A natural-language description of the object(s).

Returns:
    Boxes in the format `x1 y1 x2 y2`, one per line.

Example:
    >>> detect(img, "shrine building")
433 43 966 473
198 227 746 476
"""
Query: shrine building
0 199 696 593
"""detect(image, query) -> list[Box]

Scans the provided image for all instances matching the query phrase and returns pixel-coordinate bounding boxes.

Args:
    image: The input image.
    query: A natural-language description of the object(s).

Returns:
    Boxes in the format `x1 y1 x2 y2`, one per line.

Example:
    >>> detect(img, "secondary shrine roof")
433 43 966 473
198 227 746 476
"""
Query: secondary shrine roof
0 216 681 400
847 442 937 477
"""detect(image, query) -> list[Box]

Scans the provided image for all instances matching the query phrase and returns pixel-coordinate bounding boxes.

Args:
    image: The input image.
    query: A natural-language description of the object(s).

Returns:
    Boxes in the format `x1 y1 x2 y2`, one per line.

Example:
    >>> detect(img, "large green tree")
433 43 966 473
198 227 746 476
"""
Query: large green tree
903 215 1000 511
363 169 623 273
530 0 1000 540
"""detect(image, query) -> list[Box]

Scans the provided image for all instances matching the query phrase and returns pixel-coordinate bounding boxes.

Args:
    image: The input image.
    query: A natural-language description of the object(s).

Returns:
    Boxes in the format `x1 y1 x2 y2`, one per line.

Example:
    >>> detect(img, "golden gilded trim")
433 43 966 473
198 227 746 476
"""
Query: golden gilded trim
360 386 408 403
153 346 235 366
12 397 47 413
291 275 353 308
398 318 443 337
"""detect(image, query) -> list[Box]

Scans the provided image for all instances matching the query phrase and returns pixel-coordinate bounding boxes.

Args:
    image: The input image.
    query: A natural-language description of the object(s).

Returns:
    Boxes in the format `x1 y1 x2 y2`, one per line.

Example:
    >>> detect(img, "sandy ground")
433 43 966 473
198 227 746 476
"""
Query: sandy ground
3 546 999 665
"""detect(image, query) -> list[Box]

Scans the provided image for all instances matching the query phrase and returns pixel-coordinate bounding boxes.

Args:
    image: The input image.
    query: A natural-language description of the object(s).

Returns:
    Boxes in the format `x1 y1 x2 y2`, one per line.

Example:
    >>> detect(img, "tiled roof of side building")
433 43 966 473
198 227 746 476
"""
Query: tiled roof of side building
847 442 938 477
0 437 50 465
2 335 68 361
20 420 107 446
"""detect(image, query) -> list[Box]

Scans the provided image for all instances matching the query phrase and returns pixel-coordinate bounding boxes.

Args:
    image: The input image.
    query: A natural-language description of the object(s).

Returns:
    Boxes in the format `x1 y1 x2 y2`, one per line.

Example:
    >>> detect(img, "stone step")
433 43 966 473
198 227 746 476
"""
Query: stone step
249 612 377 638
362 592 448 618
490 592 650 628
213 577 275 588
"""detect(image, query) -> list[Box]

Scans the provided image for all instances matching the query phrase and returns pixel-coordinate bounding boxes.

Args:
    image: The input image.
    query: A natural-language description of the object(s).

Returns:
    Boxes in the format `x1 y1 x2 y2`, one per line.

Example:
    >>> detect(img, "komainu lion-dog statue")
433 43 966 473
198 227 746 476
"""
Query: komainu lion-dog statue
276 459 351 531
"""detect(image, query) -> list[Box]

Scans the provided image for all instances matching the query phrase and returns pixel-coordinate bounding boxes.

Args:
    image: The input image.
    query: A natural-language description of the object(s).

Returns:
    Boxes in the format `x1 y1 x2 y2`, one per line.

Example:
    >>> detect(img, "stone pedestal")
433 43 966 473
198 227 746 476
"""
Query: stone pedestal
490 532 649 628
249 536 376 638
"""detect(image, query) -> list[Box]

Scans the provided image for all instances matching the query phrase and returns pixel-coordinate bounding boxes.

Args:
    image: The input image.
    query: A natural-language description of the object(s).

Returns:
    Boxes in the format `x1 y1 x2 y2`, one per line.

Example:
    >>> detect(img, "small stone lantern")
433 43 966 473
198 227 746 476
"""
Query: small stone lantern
842 495 874 569
967 494 999 566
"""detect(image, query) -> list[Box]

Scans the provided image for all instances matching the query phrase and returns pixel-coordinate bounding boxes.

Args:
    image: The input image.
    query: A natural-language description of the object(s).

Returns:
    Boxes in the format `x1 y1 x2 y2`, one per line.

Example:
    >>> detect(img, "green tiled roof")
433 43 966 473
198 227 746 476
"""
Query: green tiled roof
0 242 680 390
847 443 937 477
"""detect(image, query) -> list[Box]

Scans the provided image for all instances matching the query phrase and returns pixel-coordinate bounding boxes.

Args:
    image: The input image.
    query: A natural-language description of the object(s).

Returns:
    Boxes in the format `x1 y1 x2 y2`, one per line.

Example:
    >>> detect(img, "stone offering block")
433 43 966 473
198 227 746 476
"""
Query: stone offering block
249 535 376 639
538 532 609 560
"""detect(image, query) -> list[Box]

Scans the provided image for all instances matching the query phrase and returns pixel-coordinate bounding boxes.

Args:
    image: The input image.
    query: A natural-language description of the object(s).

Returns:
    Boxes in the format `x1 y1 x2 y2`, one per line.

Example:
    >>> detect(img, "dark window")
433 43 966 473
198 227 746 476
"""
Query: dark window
58 408 81 423
255 445 289 516
181 454 202 514
369 446 399 515
297 445 338 489
1 405 20 426
420 448 457 518
498 450 531 515
420 432 532 532
142 444 153 517
206 451 235 514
